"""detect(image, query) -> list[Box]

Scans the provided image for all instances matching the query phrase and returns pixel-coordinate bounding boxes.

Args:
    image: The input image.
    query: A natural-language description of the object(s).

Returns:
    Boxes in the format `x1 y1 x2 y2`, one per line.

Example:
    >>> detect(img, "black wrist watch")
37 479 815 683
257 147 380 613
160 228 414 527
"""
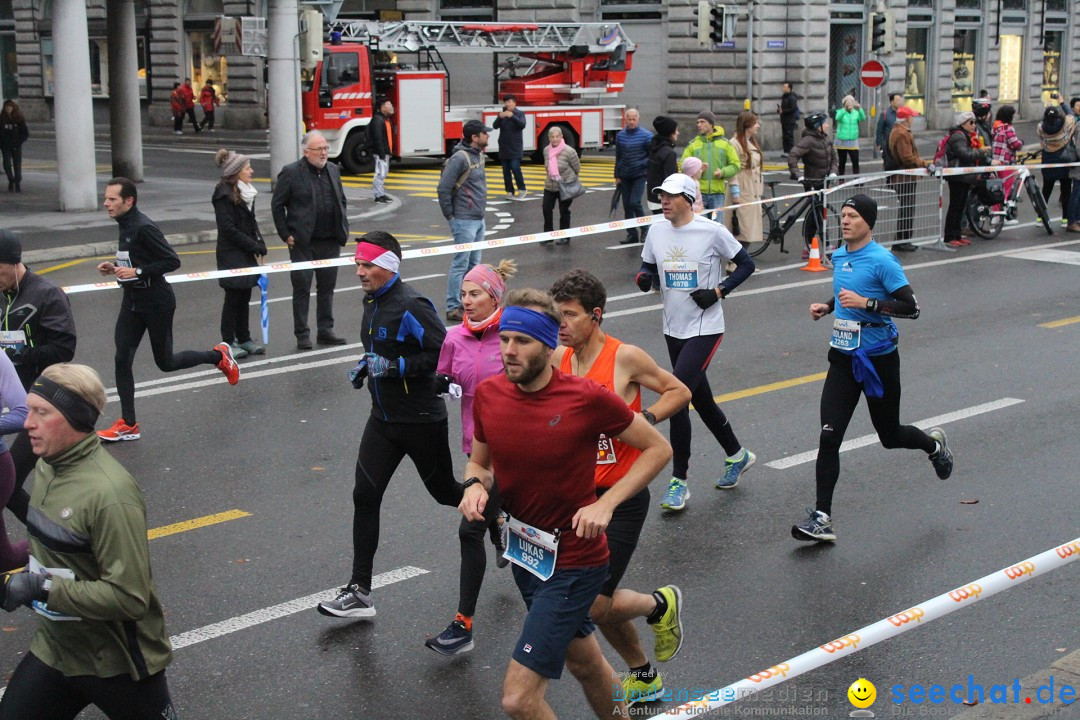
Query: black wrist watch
135 267 143 277
866 298 879 312
641 409 658 425
462 477 483 491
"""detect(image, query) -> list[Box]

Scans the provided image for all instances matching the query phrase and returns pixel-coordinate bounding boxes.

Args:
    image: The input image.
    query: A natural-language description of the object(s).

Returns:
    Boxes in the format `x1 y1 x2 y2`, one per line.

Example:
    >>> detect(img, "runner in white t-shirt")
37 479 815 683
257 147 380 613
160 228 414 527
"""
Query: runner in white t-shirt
636 173 757 511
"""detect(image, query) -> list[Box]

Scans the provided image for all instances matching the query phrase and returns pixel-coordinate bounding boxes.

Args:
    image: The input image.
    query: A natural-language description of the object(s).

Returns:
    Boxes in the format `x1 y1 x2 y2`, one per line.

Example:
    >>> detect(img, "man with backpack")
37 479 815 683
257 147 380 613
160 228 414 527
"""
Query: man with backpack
1037 104 1076 226
438 120 490 322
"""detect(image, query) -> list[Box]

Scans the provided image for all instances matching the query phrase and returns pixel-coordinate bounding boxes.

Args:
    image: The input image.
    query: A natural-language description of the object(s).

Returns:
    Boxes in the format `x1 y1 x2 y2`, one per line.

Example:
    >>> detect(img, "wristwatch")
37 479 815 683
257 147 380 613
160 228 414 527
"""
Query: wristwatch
135 267 143 277
641 409 658 425
462 477 483 491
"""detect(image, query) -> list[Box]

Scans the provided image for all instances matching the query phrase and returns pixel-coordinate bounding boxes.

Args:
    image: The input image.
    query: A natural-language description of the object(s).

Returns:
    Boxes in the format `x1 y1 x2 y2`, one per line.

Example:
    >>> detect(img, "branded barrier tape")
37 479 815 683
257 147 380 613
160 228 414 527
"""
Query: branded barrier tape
650 536 1080 717
58 159 1080 296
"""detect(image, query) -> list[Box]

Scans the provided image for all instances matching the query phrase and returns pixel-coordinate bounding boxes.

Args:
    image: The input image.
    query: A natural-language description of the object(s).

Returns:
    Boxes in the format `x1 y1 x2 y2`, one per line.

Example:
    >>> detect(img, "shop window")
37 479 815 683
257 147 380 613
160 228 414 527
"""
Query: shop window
998 35 1022 105
40 35 147 97
438 0 493 21
1045 0 1065 9
1001 0 1025 9
904 27 928 115
188 30 228 97
955 0 981 8
1040 31 1062 106
951 30 977 112
600 0 662 21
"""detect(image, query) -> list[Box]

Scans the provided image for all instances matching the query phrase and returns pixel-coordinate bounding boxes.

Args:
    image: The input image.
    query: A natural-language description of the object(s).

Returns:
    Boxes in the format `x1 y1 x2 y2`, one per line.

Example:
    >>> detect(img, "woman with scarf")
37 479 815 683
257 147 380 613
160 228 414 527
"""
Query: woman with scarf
943 112 990 248
540 126 581 246
213 148 268 358
426 259 517 656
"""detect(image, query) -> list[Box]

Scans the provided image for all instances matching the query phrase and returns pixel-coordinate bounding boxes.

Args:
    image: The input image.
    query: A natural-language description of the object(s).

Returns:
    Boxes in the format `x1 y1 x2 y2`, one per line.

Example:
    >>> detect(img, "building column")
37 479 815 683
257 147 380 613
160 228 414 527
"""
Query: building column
107 0 144 181
52 0 98 211
268 0 302 183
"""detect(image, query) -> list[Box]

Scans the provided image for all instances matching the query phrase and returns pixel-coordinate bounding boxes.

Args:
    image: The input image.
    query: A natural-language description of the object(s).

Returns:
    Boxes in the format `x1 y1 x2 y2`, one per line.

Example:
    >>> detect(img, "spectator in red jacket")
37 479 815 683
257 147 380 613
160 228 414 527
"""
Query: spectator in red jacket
179 78 201 134
169 82 185 135
198 80 220 133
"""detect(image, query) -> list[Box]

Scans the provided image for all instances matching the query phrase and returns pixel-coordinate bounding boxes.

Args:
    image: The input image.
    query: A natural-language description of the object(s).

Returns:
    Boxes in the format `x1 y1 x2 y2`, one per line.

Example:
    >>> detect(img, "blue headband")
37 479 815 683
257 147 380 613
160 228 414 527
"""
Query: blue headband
499 306 559 349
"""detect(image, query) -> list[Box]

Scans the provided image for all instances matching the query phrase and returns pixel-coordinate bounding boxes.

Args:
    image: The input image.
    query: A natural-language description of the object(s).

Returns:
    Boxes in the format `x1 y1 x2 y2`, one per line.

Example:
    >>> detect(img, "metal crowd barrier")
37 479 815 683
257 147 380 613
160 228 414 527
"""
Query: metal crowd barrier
824 170 945 255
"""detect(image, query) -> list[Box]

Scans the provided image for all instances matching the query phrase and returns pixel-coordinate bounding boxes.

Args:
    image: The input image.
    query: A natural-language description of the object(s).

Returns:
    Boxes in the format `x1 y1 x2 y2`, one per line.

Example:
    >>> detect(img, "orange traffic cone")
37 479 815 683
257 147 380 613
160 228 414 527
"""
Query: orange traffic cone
801 236 827 272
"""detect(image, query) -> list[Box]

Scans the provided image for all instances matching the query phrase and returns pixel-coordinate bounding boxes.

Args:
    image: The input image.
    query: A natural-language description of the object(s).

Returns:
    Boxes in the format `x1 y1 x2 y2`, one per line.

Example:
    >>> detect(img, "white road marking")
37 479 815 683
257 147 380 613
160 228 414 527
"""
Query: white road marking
765 398 1025 469
1005 248 1080 266
169 566 428 651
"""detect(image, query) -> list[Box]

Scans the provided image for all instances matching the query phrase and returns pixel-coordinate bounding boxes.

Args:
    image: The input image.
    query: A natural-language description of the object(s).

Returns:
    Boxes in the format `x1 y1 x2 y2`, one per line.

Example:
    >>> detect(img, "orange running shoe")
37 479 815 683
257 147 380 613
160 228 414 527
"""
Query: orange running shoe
214 343 240 385
98 419 141 442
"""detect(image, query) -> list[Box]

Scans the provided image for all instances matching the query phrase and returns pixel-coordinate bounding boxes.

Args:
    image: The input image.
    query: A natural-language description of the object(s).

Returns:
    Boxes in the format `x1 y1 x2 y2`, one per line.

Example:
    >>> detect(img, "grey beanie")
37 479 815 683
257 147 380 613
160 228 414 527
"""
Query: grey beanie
216 149 250 178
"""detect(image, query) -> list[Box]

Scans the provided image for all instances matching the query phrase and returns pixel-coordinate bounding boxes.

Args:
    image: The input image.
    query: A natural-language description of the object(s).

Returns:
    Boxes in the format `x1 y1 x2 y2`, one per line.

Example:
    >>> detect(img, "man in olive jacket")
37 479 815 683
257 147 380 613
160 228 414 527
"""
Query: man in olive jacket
0 363 177 719
271 130 350 349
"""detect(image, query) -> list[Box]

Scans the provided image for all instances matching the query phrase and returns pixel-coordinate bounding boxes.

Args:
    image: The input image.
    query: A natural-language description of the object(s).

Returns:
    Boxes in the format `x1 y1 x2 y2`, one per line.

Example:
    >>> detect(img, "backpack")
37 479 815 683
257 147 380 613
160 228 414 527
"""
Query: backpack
931 131 957 165
443 150 483 194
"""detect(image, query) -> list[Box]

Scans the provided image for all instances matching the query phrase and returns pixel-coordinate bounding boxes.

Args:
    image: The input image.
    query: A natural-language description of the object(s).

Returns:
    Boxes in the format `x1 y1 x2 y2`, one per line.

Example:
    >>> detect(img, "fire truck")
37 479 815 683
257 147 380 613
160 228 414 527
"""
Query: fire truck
299 20 635 174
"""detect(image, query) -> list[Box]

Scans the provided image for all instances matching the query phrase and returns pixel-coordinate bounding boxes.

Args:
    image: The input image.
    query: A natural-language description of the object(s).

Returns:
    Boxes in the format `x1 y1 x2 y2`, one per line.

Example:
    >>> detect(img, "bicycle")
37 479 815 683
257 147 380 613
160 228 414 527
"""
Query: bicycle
744 175 831 258
966 150 1054 239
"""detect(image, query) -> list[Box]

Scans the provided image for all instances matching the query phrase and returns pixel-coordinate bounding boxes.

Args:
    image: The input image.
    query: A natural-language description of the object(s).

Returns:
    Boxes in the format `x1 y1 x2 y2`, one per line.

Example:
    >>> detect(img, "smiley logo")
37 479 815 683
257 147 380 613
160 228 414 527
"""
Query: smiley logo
847 678 876 709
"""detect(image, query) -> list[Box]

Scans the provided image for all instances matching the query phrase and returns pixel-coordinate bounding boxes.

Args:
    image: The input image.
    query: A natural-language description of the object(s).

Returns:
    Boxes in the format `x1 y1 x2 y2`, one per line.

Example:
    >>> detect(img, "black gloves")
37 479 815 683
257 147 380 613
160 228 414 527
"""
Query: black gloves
635 271 654 293
689 287 720 310
2 572 48 612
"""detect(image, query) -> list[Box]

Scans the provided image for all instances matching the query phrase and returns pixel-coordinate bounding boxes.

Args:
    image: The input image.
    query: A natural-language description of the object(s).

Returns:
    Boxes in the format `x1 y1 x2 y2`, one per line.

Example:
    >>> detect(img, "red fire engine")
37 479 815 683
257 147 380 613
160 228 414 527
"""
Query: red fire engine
299 20 635 174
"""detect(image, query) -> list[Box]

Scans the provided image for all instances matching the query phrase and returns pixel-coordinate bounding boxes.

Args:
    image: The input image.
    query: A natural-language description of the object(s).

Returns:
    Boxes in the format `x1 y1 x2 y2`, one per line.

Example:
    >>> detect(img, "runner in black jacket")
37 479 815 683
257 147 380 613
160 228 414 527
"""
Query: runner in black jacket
318 231 463 619
0 230 77 523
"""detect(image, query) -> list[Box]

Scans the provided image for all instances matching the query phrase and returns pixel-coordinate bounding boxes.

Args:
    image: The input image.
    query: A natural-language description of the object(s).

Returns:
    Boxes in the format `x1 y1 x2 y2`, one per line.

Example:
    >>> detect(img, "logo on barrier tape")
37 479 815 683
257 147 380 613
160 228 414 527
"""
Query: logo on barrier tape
821 634 861 654
948 583 983 603
748 663 791 683
887 607 925 626
1055 541 1080 559
1003 561 1035 580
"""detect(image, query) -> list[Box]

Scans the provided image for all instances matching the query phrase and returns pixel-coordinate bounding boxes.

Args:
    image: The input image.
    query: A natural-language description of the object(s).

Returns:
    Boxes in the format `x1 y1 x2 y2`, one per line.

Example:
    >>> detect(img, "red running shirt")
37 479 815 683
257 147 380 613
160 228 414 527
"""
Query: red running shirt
473 368 634 568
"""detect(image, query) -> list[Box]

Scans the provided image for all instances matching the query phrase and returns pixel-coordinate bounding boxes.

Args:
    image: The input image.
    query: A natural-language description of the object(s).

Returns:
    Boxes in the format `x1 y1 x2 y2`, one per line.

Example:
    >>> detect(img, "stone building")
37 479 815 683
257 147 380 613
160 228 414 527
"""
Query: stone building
2 0 1077 148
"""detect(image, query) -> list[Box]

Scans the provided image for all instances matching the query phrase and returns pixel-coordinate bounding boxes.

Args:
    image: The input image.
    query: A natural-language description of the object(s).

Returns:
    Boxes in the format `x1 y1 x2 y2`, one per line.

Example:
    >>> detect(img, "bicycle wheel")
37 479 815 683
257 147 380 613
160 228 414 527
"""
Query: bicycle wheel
966 194 1003 239
746 206 774 257
1025 179 1054 235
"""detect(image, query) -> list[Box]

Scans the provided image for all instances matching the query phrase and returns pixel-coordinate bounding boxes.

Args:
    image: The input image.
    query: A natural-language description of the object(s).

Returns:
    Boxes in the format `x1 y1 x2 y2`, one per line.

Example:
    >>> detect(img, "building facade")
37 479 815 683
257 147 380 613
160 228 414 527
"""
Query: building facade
3 0 1078 147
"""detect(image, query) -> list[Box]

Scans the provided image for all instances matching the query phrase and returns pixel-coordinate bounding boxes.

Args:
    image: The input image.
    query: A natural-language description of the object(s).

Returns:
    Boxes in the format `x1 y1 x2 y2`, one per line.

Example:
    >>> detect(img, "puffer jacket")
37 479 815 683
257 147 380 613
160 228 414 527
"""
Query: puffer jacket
542 143 581 192
788 128 838 182
646 134 678 205
945 127 987 185
437 142 487 221
833 107 865 142
614 126 652 180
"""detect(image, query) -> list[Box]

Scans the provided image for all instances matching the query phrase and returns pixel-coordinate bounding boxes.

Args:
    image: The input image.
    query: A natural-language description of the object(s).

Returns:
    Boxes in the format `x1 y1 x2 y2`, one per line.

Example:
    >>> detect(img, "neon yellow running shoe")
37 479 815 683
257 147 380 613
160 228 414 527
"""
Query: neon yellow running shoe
622 671 664 705
651 585 684 662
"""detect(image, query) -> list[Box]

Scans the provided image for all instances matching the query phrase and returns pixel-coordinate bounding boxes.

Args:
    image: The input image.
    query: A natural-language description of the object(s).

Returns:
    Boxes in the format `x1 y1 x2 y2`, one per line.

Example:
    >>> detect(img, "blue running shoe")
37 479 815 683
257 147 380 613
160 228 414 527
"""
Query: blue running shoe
425 619 474 656
791 508 835 542
660 479 689 511
716 449 756 489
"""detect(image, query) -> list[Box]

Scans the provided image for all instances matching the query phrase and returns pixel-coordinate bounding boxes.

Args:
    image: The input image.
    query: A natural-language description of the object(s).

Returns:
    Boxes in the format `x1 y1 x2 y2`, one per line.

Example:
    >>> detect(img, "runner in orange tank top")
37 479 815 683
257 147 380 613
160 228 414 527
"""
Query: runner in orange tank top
550 270 692 705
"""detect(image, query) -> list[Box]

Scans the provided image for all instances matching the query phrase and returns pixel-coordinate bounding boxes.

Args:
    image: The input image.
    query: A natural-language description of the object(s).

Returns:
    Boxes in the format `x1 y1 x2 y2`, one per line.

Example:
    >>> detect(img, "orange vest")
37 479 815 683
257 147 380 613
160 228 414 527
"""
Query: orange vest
560 335 643 489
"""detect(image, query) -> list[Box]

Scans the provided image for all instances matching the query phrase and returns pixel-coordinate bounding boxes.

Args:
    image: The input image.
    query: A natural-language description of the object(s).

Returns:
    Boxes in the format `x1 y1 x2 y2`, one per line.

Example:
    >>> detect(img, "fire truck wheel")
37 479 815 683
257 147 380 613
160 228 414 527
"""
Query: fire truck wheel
341 131 375 175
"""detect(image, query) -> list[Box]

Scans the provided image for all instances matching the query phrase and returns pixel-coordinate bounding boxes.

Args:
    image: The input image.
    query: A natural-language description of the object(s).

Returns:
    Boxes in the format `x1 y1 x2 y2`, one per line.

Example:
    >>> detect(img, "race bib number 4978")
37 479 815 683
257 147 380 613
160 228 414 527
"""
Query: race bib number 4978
663 261 699 290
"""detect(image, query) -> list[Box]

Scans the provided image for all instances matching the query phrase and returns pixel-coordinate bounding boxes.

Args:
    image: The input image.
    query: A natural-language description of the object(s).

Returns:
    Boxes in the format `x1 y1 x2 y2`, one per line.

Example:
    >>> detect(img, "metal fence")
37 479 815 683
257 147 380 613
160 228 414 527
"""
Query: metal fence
823 171 945 255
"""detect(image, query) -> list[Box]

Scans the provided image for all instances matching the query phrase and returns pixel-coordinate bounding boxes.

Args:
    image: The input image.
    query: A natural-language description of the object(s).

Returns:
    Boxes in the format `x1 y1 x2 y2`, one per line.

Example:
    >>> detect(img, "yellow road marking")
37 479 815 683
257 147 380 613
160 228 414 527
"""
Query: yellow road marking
36 259 89 274
712 372 828 404
147 509 252 540
1039 315 1080 329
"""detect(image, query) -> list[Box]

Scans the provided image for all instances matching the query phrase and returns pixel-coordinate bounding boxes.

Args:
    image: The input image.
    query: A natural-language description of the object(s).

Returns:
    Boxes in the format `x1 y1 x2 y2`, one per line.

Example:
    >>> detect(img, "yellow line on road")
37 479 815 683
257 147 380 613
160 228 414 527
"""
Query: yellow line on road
36 259 90 274
1039 315 1080 328
712 372 828 404
147 509 252 540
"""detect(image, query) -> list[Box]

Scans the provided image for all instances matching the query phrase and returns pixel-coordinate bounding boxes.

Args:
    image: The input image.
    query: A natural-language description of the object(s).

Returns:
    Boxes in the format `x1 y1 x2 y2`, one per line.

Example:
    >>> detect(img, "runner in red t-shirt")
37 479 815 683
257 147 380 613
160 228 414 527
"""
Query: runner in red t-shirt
550 269 691 705
460 289 671 720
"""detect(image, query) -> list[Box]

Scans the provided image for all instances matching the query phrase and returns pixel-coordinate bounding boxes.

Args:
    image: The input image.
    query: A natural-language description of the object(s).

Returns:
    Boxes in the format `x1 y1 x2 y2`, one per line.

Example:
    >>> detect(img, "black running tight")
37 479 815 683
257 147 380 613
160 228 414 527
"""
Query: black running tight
665 334 742 480
351 417 462 593
114 305 219 424
457 482 502 618
815 348 936 515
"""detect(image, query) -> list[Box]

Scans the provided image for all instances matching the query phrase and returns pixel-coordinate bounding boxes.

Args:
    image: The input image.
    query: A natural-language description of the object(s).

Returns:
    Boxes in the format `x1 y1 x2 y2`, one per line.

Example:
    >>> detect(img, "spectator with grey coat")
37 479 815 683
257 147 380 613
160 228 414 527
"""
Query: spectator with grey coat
437 120 490 322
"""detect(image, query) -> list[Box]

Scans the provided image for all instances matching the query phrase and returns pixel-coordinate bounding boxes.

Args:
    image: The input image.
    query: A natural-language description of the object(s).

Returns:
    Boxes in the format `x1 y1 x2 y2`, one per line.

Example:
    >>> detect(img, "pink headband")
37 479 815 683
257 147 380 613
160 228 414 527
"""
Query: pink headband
463 264 506 303
355 241 400 273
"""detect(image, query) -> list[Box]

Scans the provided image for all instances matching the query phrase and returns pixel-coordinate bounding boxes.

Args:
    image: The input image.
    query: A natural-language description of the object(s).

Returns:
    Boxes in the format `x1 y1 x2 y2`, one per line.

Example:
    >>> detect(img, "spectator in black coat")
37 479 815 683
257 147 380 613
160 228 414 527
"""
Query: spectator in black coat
214 149 268 357
493 95 527 199
370 97 394 203
1 100 29 192
646 116 679 213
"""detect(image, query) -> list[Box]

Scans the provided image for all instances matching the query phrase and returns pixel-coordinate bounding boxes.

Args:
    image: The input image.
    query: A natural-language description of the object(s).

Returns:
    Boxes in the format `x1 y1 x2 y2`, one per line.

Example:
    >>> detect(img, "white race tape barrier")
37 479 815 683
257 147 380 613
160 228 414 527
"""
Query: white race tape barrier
651 537 1080 718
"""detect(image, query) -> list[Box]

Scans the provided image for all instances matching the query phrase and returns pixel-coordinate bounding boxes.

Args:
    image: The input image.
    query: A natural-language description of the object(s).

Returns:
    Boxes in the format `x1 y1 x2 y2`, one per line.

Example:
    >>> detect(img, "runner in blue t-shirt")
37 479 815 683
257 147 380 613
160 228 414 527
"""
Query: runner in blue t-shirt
791 194 954 542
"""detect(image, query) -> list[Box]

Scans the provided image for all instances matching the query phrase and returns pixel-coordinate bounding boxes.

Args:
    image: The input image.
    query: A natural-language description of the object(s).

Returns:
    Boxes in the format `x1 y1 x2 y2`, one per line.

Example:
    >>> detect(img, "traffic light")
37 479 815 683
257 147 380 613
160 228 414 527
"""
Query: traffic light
710 5 726 44
870 12 887 54
696 0 710 45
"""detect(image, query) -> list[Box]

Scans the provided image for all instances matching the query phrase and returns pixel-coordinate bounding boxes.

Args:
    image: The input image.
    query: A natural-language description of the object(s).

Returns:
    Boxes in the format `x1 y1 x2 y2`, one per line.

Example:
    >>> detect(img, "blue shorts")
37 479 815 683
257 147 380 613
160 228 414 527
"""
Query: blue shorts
511 563 608 679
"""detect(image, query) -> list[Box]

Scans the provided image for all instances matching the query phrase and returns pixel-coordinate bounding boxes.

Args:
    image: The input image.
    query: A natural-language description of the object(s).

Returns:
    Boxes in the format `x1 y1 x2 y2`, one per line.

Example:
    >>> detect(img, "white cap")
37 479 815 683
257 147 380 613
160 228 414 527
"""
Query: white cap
653 173 698 203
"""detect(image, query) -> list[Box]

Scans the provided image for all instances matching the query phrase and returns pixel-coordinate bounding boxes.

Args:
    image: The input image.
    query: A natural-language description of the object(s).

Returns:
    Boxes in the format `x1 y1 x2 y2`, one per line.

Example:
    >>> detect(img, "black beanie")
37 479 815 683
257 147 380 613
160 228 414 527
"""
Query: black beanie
0 230 22 265
653 115 678 137
842 194 878 229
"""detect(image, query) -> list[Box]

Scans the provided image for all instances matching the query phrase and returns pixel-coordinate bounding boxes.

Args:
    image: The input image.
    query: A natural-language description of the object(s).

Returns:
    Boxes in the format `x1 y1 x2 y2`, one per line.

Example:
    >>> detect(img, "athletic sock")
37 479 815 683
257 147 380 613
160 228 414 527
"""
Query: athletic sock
646 591 668 624
629 662 655 680
454 612 473 631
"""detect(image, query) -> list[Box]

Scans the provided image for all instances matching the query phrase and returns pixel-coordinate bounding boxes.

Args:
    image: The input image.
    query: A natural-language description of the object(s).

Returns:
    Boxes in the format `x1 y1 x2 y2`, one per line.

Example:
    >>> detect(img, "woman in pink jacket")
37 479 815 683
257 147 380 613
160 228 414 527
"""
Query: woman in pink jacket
426 258 516 656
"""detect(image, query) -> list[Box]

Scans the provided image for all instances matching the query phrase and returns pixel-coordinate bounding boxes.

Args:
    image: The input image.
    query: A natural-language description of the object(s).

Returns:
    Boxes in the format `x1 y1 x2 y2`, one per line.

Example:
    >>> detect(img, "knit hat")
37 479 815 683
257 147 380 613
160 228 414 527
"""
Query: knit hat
653 115 678 137
680 156 703 179
0 230 22 265
463 264 508 304
841 193 878 230
954 111 976 127
216 148 250 178
697 110 716 126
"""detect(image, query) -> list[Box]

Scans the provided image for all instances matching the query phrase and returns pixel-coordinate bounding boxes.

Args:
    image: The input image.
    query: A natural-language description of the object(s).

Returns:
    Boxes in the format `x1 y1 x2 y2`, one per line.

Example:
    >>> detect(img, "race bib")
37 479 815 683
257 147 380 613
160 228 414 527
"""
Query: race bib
596 434 617 465
830 318 861 351
0 330 27 352
662 261 699 290
502 514 559 581
115 250 139 285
